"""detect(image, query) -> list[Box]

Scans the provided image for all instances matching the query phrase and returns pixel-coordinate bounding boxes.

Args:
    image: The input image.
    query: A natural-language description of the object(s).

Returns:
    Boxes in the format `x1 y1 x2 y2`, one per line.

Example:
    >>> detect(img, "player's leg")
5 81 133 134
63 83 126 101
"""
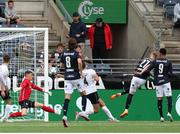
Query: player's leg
78 78 87 112
120 77 145 118
80 91 87 112
78 91 90 121
9 108 28 118
164 83 173 122
99 98 118 122
75 79 88 120
110 89 129 100
155 85 164 122
77 92 96 121
2 99 12 118
62 93 71 127
0 85 13 122
62 80 73 127
34 102 58 114
9 100 36 118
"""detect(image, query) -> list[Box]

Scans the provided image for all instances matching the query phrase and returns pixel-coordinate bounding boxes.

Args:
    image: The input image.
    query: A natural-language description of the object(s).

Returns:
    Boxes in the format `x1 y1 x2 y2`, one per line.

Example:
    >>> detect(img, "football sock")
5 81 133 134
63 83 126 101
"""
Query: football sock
125 94 133 109
82 95 87 111
63 99 70 116
102 106 114 120
4 104 12 119
42 105 55 113
9 112 22 117
157 99 163 117
167 96 172 114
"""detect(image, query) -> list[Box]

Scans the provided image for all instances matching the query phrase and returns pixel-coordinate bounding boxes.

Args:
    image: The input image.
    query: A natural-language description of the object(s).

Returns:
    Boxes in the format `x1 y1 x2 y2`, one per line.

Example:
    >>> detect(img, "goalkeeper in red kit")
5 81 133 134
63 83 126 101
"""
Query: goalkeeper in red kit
9 70 59 118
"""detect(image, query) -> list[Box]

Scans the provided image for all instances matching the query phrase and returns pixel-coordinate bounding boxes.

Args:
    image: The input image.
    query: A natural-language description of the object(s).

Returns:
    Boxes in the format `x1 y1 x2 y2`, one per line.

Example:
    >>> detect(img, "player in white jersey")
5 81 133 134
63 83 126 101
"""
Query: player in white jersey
76 62 118 122
0 54 12 122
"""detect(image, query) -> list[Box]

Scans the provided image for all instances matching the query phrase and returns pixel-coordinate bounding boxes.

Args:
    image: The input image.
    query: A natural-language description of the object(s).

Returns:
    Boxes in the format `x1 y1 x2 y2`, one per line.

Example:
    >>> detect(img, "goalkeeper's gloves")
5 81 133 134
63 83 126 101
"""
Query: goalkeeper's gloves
45 91 52 96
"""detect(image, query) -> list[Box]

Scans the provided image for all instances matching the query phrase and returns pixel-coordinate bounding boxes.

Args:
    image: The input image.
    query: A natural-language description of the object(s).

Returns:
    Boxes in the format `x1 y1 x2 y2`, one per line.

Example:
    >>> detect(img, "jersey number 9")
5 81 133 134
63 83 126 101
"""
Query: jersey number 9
159 63 164 74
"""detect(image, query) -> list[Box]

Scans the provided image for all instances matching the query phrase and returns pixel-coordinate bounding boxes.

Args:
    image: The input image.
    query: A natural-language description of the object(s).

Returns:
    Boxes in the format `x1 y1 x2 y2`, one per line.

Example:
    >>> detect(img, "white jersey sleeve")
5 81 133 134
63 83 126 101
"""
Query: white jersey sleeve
82 69 97 95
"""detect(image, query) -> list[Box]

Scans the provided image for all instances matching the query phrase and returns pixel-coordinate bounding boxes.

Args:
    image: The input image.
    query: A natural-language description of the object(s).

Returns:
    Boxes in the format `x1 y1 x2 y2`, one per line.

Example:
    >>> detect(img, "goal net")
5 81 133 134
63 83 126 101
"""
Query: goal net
0 28 49 122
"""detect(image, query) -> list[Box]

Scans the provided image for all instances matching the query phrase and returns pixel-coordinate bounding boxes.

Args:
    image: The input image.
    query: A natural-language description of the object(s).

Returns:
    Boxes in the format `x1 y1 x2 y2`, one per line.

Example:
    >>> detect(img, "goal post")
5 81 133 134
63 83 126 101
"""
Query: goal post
0 28 49 122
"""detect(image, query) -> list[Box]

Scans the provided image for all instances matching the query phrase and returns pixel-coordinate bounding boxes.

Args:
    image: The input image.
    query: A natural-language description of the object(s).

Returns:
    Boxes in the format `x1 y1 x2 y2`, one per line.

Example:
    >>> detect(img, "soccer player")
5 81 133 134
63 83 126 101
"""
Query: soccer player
60 38 87 127
76 62 118 122
139 48 173 122
117 52 157 118
9 70 59 118
0 54 13 122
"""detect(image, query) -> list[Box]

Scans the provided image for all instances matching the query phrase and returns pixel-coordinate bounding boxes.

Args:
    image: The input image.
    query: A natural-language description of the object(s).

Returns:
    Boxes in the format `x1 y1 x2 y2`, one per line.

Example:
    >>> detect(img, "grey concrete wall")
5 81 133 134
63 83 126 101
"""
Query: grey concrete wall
108 2 156 59
126 2 156 59
109 24 128 59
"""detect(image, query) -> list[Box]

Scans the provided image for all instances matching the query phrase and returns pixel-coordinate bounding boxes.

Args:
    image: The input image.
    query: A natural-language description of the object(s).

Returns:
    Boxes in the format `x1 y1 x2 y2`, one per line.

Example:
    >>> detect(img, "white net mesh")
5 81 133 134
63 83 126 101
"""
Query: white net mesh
0 29 48 121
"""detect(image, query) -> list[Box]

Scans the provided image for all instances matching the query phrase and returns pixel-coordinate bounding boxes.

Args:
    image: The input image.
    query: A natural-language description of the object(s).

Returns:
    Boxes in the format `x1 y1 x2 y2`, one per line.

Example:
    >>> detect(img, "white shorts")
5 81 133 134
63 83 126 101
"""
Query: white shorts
129 76 146 94
64 79 84 94
155 82 172 98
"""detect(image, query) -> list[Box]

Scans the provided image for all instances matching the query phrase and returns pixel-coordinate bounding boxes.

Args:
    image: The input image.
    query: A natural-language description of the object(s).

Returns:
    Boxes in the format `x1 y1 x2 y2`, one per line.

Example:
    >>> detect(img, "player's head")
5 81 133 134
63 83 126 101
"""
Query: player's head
68 38 77 51
25 70 33 81
159 48 167 57
72 12 80 23
75 45 82 53
149 52 158 60
8 0 14 9
56 43 65 53
3 54 11 64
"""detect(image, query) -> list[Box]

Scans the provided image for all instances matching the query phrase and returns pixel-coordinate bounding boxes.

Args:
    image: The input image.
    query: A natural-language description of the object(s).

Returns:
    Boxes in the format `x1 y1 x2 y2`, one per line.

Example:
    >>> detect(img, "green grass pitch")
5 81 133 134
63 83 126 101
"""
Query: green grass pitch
0 121 180 132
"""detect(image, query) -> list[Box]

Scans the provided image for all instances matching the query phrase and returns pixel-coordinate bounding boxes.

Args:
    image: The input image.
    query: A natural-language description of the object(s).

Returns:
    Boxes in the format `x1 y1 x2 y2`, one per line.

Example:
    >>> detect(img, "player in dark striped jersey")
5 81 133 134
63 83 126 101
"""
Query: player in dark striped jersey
111 52 157 118
139 48 173 122
60 38 87 127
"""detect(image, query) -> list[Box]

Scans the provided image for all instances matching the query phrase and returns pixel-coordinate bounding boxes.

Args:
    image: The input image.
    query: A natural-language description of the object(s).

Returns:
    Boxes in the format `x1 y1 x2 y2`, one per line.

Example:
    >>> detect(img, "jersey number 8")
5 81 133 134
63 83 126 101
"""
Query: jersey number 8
66 56 71 68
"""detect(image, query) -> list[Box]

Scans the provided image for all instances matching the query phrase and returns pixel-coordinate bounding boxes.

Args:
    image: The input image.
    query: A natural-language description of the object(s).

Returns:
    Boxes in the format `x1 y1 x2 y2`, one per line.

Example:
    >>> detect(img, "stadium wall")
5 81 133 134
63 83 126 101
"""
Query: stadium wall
104 1 157 59
48 90 180 121
126 1 157 59
1 90 179 121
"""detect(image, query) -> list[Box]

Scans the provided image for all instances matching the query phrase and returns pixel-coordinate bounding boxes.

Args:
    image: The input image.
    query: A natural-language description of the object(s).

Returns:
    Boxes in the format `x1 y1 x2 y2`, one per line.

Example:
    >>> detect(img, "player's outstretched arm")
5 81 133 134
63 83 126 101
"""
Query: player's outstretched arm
78 58 83 77
137 64 151 75
31 83 52 96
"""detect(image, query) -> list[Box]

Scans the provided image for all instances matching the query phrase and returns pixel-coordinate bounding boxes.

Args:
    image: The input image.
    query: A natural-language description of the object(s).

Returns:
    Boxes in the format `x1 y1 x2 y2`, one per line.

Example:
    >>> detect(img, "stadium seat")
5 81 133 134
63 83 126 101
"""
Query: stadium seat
0 2 5 24
164 0 178 7
164 5 175 18
157 0 165 6
163 0 178 18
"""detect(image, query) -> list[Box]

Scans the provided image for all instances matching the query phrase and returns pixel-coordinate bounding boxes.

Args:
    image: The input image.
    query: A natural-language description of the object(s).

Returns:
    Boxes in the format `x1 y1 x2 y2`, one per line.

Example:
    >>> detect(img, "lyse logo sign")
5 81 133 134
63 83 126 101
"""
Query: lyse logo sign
78 0 104 19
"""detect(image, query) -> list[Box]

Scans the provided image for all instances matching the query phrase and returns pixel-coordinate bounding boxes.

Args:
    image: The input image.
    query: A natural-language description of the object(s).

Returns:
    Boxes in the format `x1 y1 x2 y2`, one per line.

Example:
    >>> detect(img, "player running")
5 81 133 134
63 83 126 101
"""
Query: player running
60 38 87 127
138 48 173 122
76 62 118 122
9 70 59 118
0 54 13 122
112 52 157 118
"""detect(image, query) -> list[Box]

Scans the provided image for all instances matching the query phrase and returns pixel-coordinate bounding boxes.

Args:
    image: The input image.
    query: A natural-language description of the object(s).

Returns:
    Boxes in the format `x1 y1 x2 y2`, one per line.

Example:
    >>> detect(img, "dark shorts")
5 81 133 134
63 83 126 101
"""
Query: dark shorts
87 92 99 105
0 90 11 100
19 100 35 109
